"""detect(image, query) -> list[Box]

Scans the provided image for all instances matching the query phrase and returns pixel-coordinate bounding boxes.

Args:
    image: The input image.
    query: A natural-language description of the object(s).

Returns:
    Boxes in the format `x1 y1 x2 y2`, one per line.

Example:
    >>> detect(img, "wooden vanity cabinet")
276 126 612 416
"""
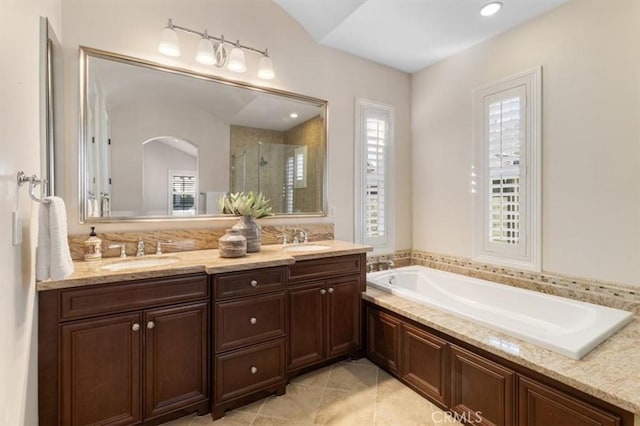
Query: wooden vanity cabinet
212 267 288 419
39 274 210 426
287 254 365 373
364 303 633 426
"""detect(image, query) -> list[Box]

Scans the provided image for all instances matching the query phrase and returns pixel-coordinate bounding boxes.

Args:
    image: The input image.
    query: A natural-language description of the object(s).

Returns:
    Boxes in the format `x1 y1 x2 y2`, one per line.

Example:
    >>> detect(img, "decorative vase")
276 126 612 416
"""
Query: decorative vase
232 215 261 252
218 229 247 258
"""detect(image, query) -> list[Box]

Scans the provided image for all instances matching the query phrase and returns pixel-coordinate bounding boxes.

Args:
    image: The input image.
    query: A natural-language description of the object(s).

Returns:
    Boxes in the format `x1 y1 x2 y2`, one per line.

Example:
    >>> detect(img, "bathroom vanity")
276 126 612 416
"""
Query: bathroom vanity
37 242 368 425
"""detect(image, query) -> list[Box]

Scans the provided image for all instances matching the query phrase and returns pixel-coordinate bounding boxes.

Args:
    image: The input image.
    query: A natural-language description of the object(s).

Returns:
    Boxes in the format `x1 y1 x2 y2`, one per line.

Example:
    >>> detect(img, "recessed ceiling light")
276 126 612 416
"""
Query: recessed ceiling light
480 2 502 17
290 113 298 119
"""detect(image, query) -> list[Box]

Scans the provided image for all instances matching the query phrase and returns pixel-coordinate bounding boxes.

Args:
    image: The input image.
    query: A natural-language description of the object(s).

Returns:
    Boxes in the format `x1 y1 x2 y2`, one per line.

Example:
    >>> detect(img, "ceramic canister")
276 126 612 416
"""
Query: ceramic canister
218 228 247 258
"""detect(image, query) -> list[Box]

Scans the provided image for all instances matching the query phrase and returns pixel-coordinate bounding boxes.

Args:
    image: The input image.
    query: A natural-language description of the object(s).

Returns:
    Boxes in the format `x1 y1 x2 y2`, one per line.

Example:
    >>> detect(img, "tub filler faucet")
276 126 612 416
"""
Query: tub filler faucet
379 260 395 270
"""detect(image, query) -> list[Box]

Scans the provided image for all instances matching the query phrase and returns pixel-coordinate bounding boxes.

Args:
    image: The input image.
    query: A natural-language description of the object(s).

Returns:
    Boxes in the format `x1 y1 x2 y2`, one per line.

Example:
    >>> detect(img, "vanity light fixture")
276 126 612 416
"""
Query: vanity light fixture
158 19 275 79
480 2 503 17
289 112 299 119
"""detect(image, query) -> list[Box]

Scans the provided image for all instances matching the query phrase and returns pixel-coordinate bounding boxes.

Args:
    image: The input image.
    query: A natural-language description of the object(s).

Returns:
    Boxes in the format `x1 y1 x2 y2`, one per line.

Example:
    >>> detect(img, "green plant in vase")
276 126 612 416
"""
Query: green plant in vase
218 192 273 252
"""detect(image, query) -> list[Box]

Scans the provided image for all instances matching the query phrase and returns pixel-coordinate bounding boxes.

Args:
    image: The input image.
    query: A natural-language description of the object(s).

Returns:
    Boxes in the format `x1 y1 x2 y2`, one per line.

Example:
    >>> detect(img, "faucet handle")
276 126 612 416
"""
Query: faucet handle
281 234 288 247
156 240 173 255
108 243 127 258
136 238 145 257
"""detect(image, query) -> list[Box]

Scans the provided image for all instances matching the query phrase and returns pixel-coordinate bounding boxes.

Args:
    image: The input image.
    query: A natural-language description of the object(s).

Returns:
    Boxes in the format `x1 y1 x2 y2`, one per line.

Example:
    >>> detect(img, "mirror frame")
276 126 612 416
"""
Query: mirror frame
41 17 63 197
79 46 329 223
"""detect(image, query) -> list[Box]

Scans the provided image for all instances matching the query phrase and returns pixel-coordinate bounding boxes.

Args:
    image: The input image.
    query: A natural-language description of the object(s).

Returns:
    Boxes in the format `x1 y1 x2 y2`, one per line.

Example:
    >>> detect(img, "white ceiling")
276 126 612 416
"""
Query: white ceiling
274 0 569 73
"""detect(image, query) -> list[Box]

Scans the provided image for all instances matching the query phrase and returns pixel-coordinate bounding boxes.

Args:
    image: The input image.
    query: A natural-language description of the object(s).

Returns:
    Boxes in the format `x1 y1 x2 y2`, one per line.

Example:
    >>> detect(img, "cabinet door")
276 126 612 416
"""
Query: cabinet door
326 275 361 358
401 323 449 407
144 301 209 420
288 281 325 371
450 345 515 426
60 313 142 426
518 376 622 426
366 307 401 373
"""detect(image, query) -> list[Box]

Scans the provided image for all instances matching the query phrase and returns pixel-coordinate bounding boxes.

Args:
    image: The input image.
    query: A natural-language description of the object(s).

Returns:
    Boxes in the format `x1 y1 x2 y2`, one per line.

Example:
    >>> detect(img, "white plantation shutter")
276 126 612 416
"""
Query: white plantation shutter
366 116 387 239
170 171 197 216
487 92 522 246
356 100 393 251
473 69 541 271
284 156 294 213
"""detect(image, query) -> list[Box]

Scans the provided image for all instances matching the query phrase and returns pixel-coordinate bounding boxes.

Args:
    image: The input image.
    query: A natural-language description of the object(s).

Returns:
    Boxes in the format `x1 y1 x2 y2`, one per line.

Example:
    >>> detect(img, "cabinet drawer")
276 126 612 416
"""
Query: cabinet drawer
215 293 286 352
215 267 285 299
215 339 286 403
60 274 209 321
287 254 363 284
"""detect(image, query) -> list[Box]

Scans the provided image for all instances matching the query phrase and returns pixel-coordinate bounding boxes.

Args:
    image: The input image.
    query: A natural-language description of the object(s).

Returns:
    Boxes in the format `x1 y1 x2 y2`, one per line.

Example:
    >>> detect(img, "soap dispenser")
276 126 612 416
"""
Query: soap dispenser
84 226 102 261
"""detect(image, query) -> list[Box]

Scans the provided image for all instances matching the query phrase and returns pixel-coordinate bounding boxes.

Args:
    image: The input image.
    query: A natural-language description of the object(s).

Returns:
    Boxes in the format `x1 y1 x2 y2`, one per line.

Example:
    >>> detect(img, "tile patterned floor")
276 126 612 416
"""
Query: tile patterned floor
165 358 462 426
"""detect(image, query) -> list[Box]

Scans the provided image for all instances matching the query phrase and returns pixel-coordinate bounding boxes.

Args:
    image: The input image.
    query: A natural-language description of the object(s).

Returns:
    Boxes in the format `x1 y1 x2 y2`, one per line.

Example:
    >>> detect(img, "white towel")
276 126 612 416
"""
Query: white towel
36 197 74 281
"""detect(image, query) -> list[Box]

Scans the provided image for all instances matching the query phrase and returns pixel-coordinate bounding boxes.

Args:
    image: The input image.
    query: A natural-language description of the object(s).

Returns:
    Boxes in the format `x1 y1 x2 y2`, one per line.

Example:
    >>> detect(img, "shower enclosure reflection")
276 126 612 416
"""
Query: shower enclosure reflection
229 116 322 214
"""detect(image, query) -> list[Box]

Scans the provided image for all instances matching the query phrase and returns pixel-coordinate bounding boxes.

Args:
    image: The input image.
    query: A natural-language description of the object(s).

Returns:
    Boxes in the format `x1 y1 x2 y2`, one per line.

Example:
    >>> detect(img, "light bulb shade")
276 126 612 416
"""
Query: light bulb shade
257 55 275 79
227 47 247 73
196 37 216 65
158 27 180 57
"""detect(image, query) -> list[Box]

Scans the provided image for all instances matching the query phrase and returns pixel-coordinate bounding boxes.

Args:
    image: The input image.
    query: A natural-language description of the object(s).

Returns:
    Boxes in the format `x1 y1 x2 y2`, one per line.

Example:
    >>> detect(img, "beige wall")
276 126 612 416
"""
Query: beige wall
61 0 413 251
0 0 61 424
411 0 640 286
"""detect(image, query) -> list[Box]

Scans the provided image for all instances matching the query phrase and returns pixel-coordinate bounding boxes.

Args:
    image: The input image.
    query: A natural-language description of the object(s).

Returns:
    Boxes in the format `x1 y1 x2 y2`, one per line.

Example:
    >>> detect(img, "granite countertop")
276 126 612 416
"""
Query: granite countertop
363 287 640 417
37 240 371 291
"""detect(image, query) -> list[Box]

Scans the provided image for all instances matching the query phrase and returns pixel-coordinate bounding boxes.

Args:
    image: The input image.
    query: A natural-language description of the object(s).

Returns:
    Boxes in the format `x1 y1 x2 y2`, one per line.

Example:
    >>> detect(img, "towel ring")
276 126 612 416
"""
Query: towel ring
17 171 51 204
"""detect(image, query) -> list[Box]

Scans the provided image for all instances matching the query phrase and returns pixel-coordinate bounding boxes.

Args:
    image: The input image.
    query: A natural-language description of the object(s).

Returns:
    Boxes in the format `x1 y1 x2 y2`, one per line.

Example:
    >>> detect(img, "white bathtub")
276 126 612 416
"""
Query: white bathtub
367 266 633 360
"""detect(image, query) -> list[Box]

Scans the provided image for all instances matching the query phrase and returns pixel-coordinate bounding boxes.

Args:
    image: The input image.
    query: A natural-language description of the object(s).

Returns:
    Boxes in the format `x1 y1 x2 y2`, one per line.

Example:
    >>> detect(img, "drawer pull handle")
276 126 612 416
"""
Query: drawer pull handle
147 321 155 329
320 289 327 295
132 323 141 331
250 366 258 374
250 280 258 287
328 287 334 294
249 317 257 325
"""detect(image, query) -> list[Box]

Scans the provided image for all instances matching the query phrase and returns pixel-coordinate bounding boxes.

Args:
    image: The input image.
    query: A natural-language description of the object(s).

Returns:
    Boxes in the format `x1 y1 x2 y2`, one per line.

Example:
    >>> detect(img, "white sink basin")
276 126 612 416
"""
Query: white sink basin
285 244 331 253
101 257 180 271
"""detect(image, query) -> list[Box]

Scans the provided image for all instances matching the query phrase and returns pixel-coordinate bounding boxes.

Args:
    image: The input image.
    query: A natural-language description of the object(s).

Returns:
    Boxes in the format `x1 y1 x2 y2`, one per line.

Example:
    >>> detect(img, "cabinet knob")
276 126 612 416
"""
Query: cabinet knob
132 323 140 331
147 321 155 329
250 280 258 287
328 287 334 294
250 366 258 374
320 289 327 295
249 317 257 325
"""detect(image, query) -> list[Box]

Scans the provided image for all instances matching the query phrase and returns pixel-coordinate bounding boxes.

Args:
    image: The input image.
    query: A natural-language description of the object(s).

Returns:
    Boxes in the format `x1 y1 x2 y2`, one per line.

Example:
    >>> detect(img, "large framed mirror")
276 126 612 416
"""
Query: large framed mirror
80 47 327 222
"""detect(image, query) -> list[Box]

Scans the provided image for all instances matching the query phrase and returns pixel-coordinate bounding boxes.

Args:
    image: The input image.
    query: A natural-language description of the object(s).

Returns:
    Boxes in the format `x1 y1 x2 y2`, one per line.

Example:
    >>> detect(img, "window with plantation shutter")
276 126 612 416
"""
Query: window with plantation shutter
473 69 541 271
284 156 294 213
355 99 394 252
169 170 197 216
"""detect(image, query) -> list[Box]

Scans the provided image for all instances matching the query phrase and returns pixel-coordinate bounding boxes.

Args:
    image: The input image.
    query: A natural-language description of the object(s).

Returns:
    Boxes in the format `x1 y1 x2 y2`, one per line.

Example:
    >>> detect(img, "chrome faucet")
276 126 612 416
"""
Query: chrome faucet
156 240 173 255
136 238 145 257
108 243 127 258
299 231 308 244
